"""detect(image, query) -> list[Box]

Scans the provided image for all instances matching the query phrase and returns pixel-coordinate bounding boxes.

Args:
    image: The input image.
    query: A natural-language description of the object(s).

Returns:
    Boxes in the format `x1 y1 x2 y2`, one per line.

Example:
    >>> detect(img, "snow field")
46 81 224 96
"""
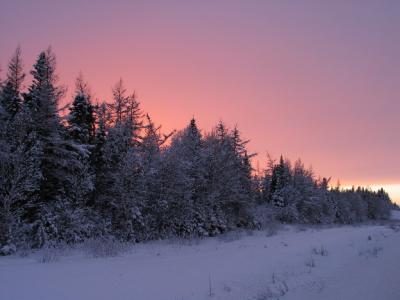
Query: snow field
1 220 400 300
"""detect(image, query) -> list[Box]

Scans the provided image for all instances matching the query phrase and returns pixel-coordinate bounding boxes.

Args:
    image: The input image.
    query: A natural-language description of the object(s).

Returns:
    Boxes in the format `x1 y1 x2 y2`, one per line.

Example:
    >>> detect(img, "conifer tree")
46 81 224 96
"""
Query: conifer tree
203 123 254 232
94 80 144 239
20 49 89 246
270 155 292 207
91 102 109 208
65 74 96 212
67 74 95 144
0 46 25 119
0 47 29 253
161 118 208 236
225 126 254 226
139 115 173 238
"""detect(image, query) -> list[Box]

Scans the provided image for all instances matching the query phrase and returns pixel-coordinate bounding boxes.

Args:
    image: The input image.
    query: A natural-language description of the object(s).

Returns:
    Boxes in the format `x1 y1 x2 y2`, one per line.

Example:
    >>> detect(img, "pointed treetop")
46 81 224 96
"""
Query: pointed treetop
31 47 58 85
25 47 65 112
109 78 141 126
231 125 251 156
112 78 127 100
75 72 91 98
68 74 96 144
7 46 25 91
216 120 227 139
0 46 25 117
188 117 201 137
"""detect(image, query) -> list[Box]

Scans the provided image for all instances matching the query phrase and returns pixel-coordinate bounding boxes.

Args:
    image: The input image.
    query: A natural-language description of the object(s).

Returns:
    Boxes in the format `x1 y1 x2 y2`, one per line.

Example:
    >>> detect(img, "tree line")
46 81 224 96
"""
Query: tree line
0 48 394 254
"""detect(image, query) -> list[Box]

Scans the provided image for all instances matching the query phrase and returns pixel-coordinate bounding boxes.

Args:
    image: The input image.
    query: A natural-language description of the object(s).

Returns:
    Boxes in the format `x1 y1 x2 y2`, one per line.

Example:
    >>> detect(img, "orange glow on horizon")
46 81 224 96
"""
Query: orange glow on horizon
1 1 399 204
340 183 400 205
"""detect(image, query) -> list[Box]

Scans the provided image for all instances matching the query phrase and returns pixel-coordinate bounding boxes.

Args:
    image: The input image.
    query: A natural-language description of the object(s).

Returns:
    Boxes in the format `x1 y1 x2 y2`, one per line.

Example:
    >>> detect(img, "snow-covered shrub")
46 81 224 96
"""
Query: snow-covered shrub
305 256 316 268
296 197 323 224
296 224 308 232
359 246 383 258
83 237 127 258
252 205 276 229
0 243 16 256
264 222 282 237
371 246 383 257
16 245 31 257
257 273 289 299
274 205 298 223
218 230 243 243
388 224 400 232
312 245 328 256
36 245 61 263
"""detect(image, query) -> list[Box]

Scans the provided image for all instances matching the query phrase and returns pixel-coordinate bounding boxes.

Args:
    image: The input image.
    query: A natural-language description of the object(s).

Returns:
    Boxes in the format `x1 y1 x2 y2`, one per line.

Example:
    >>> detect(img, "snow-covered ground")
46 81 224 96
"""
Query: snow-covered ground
1 214 400 300
391 209 400 220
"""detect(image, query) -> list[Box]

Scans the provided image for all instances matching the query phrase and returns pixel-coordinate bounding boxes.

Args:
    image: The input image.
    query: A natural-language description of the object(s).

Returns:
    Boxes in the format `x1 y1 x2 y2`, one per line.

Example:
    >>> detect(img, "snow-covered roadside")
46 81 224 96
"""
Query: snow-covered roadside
1 219 399 300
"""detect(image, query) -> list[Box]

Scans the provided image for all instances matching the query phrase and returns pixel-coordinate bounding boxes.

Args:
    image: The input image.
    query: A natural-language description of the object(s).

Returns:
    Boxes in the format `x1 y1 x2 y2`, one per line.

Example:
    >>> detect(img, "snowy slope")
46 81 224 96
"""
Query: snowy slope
1 220 400 300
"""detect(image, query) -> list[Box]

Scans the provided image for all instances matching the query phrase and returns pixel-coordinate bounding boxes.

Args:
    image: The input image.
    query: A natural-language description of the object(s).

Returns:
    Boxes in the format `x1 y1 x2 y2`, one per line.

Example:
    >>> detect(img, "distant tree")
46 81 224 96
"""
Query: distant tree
67 74 95 144
93 80 145 240
91 102 109 208
270 155 292 207
260 153 275 203
203 121 233 233
161 118 208 237
107 79 142 131
227 126 255 226
364 188 391 220
139 114 173 238
202 122 255 233
0 46 25 119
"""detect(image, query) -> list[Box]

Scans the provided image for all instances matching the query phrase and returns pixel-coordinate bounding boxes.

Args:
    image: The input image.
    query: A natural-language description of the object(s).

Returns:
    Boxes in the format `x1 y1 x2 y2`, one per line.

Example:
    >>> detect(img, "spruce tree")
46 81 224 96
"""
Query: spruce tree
67 74 95 144
0 47 27 253
270 155 292 207
20 49 89 246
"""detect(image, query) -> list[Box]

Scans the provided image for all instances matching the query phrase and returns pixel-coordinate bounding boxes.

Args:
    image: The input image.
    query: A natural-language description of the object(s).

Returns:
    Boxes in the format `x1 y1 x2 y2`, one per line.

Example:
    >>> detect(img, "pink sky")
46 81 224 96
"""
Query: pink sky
1 1 399 202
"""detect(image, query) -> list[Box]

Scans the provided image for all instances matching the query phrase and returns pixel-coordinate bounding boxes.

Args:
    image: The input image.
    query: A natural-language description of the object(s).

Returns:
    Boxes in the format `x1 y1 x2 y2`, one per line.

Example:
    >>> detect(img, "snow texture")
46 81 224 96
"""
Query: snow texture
1 216 399 300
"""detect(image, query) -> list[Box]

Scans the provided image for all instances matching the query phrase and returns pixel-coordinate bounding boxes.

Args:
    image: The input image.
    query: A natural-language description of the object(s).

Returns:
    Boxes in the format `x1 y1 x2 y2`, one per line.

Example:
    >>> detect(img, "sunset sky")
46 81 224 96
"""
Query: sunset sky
1 1 399 202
